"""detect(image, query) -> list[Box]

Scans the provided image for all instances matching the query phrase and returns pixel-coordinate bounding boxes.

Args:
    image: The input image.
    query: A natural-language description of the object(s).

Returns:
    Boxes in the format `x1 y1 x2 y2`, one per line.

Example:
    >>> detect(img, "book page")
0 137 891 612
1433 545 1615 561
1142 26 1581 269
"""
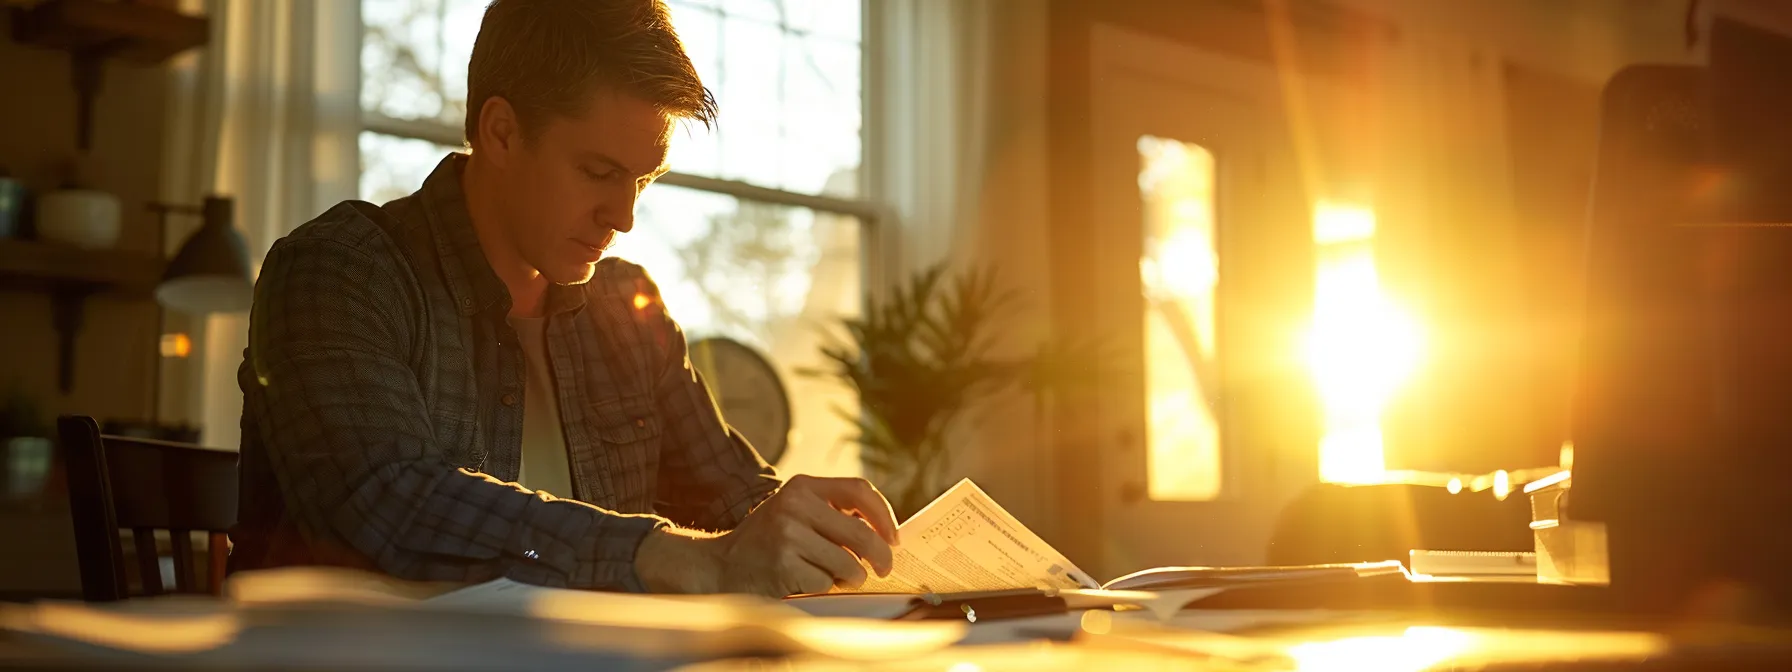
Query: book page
842 479 1099 594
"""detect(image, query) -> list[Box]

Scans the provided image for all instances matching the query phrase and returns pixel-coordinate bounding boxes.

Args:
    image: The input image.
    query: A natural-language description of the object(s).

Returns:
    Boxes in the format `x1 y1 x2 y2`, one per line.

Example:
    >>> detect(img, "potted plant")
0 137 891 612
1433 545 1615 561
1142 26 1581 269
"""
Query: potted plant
0 386 54 503
806 262 1101 519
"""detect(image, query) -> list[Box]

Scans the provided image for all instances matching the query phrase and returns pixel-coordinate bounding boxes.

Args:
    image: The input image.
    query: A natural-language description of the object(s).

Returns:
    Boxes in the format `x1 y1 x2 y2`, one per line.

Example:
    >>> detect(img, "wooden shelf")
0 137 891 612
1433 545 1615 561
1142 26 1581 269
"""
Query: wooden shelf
3 0 208 392
9 0 207 64
0 238 163 295
0 238 165 394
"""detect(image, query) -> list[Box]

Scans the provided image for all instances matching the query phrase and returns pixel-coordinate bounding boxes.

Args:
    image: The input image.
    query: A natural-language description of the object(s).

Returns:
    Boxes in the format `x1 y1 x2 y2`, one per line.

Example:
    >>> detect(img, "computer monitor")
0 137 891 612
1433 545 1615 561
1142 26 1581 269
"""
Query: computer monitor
1573 19 1792 616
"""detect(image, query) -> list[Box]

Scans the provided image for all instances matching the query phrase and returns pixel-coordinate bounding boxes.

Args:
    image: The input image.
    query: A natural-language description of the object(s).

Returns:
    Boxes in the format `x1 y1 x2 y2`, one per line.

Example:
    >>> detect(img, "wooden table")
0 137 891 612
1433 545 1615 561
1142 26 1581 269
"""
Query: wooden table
0 573 1787 670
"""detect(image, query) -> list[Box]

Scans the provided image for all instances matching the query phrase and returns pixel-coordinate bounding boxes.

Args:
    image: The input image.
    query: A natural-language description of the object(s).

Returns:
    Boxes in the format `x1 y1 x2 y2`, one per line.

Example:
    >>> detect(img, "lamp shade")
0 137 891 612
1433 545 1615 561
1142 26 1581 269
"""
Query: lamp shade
156 196 252 314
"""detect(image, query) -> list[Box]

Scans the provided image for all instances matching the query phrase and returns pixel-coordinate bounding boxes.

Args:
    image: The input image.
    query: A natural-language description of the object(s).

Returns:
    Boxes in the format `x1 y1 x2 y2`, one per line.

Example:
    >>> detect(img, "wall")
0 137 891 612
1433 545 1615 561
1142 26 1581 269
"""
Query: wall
0 16 169 428
944 3 1057 541
1484 63 1602 470
1039 0 1757 570
0 11 170 595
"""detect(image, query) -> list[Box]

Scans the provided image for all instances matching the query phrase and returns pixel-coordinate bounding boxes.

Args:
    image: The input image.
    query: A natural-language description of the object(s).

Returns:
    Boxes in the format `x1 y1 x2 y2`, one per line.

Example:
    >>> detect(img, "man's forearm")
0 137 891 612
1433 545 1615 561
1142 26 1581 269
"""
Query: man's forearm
272 448 670 591
633 525 724 593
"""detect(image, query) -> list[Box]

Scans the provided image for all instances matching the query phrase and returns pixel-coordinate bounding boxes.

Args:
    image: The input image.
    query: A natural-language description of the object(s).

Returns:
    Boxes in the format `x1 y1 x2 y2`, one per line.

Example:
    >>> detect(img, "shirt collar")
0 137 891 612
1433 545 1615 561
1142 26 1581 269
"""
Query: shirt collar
420 153 585 318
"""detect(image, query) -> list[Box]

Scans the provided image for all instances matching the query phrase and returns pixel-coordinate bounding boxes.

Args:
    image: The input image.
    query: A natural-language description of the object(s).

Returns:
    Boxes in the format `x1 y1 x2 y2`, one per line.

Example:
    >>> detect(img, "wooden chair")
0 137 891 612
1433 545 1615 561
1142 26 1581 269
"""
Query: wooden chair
56 415 237 601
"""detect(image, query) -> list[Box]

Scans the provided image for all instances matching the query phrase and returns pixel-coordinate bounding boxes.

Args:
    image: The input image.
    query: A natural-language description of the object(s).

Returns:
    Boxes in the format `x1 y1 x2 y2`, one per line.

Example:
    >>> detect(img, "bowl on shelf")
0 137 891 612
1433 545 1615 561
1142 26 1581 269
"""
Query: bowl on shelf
35 188 120 249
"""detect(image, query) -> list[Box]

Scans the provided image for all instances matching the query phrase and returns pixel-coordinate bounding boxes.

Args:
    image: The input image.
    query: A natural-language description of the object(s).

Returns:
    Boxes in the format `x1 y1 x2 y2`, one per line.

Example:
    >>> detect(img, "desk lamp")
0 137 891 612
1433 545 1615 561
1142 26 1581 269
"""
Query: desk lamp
155 195 251 315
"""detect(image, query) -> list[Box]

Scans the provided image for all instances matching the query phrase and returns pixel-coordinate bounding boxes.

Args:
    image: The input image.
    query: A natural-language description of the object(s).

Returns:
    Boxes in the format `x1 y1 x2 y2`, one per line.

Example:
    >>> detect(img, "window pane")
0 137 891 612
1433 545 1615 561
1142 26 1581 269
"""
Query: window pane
360 0 863 198
1138 135 1222 502
361 0 485 128
1308 202 1422 485
360 131 459 204
611 184 864 477
667 0 862 196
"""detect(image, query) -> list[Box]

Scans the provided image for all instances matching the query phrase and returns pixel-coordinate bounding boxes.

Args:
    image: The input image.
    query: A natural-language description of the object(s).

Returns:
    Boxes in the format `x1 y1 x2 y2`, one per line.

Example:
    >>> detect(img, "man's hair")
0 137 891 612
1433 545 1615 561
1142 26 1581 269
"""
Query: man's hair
465 0 717 144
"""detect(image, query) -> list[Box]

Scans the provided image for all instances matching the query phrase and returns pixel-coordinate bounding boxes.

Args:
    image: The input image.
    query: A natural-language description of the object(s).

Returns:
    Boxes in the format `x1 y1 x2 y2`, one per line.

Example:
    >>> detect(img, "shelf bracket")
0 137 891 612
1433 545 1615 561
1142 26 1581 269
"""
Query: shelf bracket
49 287 92 395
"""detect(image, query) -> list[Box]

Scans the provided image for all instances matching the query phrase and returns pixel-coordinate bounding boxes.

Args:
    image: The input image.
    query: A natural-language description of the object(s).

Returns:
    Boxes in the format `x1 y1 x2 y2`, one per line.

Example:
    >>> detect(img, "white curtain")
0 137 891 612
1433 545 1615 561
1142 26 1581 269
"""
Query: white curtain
159 0 361 449
871 0 993 278
870 1 1058 528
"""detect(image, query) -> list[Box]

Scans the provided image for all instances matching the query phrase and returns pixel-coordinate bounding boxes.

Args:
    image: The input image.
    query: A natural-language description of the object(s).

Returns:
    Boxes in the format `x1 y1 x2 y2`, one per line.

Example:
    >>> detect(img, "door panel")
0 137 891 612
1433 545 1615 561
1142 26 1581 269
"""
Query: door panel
1087 27 1329 577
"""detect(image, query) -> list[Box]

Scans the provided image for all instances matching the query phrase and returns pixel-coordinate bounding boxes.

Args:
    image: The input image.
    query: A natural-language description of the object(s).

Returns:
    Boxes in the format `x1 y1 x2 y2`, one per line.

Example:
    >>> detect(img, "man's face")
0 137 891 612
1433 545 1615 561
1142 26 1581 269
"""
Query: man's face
492 89 672 285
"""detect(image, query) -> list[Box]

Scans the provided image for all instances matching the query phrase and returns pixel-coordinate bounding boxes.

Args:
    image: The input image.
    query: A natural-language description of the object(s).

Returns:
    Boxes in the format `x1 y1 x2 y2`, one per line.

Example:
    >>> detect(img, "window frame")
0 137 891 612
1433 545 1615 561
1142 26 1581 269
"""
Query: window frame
355 0 887 297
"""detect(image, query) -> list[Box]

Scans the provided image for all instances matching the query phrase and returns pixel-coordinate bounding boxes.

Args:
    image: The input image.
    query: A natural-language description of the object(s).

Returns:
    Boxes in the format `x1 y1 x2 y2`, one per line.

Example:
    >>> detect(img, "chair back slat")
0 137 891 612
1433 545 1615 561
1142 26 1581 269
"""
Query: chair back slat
132 528 163 596
207 532 230 593
56 415 238 602
170 531 196 593
107 437 238 531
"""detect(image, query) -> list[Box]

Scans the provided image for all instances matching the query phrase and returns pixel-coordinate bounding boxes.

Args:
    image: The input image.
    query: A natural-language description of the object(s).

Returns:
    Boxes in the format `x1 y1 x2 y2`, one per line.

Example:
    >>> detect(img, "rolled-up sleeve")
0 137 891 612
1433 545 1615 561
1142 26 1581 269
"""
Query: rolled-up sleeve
246 233 667 591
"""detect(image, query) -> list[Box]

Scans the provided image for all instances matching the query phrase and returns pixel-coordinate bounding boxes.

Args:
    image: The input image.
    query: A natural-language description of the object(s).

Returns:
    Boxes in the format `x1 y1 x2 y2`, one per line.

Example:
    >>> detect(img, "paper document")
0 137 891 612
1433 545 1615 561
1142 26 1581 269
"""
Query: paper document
1102 560 1407 591
1408 550 1537 577
842 479 1099 594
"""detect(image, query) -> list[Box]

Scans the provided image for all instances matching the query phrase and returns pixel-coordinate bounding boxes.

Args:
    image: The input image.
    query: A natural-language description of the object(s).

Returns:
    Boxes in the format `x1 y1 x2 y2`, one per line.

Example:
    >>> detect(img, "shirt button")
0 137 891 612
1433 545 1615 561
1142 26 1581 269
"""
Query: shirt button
460 297 473 310
501 393 517 407
634 418 646 428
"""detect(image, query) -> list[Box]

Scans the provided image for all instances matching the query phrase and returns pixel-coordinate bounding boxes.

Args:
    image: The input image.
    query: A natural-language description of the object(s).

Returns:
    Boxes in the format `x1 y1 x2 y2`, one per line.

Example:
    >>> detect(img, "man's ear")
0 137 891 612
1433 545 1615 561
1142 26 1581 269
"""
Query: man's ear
476 96 522 167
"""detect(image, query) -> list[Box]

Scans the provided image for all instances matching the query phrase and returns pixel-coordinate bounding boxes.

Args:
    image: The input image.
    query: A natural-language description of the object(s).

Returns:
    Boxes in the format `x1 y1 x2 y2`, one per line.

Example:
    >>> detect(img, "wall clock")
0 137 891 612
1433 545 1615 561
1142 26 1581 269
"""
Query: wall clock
687 337 792 466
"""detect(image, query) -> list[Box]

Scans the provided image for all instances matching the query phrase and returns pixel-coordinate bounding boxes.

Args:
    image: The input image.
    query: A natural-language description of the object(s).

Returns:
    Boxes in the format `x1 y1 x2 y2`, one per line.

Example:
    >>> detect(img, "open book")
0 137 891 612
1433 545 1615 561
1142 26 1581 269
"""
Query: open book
839 479 1406 595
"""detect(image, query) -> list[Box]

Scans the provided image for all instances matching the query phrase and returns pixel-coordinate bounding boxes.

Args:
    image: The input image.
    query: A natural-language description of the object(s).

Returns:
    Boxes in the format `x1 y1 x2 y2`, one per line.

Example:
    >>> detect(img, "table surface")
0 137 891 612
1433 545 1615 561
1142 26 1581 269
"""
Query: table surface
1 574 1789 671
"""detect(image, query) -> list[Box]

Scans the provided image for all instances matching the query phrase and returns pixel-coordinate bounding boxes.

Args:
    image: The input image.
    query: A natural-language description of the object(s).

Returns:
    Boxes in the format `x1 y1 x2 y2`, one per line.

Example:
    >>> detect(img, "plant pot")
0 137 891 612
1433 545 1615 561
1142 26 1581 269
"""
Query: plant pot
0 177 24 239
3 436 54 501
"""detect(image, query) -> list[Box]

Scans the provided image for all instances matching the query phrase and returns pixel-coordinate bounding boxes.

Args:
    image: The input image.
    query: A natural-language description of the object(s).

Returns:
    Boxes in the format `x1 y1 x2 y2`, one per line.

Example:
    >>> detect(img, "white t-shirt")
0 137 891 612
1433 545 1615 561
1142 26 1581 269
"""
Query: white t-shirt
507 315 573 498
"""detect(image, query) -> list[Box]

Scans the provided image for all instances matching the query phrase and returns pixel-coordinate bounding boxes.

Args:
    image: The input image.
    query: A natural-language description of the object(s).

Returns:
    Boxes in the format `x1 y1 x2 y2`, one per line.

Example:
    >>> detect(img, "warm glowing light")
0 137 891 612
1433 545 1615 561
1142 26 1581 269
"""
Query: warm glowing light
780 619 968 661
530 591 743 631
1306 256 1423 414
1138 135 1222 501
1307 202 1422 485
1312 203 1376 244
1079 609 1114 635
1493 470 1512 501
1142 228 1218 358
633 293 652 310
25 603 238 653
160 333 192 358
1559 442 1575 469
1446 478 1463 495
946 662 984 672
1288 626 1473 672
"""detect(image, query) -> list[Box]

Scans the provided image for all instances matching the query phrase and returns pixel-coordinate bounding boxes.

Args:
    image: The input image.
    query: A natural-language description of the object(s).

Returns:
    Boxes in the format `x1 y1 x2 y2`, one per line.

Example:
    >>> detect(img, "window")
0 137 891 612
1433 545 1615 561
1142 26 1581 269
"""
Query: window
358 0 871 477
1138 135 1222 501
1306 202 1422 484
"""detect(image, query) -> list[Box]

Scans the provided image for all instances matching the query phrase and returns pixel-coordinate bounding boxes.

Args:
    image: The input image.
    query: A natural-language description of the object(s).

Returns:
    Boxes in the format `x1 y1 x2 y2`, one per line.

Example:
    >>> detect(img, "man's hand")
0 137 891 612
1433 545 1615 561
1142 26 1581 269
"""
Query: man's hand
636 475 900 596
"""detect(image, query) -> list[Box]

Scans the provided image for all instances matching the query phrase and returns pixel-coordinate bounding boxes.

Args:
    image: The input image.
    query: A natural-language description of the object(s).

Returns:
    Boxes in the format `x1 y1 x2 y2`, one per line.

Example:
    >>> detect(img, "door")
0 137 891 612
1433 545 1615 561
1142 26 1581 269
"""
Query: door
1087 26 1329 576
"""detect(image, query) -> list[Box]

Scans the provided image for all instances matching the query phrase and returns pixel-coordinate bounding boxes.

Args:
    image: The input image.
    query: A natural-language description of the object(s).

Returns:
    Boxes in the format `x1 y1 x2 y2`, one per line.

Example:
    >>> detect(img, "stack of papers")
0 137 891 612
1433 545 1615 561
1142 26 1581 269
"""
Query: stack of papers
1104 560 1409 591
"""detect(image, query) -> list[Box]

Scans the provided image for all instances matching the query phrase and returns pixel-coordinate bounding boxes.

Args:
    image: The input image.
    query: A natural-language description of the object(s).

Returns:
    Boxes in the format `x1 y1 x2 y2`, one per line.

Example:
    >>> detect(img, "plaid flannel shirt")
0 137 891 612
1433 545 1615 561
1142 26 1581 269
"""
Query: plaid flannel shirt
231 153 781 591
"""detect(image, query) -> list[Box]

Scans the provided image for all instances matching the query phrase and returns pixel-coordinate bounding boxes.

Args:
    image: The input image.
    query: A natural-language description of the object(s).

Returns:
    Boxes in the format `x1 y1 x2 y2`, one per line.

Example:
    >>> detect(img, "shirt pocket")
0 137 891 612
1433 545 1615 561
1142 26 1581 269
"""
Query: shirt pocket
585 394 663 507
429 411 481 470
588 394 662 448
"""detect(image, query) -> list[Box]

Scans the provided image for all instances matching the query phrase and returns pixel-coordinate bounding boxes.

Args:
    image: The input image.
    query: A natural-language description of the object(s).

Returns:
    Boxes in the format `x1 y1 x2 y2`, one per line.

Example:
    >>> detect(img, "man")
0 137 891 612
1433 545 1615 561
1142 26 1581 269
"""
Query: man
231 0 897 597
